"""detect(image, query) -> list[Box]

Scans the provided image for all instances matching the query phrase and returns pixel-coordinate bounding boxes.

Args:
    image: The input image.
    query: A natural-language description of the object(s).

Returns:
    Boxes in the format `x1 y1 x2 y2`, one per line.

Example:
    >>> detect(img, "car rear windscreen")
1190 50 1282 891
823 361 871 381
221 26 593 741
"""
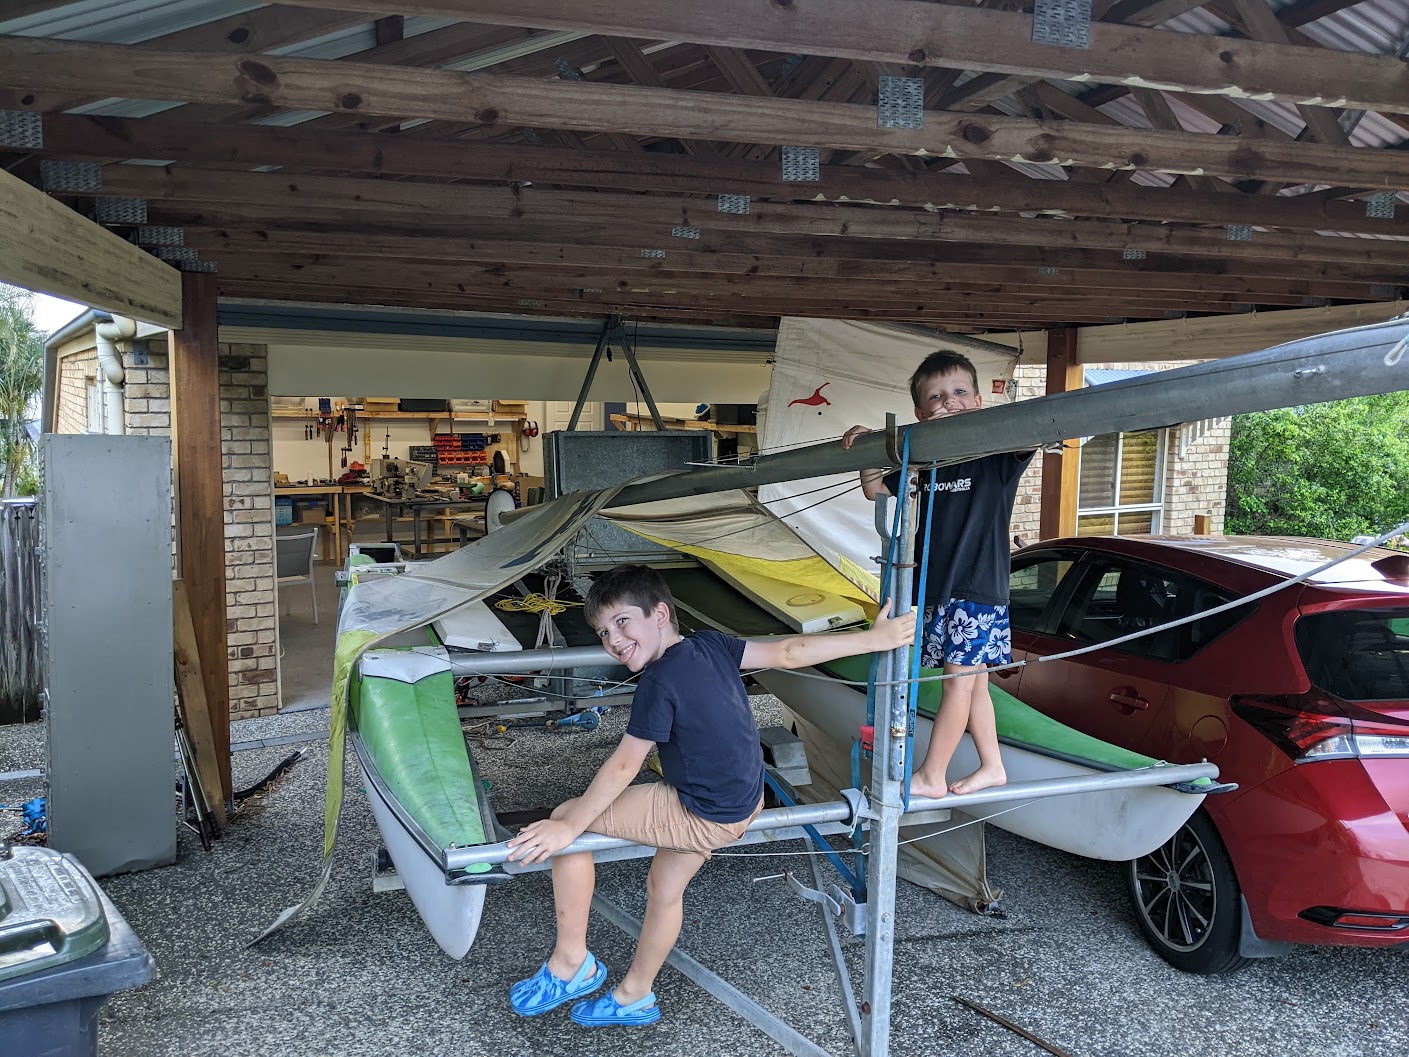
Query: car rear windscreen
1295 608 1409 702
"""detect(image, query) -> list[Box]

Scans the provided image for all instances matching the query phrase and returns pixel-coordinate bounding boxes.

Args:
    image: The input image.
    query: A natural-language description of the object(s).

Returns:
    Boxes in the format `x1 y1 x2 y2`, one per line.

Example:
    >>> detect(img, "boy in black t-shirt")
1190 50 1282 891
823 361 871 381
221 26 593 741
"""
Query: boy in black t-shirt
505 563 914 1028
843 350 1034 801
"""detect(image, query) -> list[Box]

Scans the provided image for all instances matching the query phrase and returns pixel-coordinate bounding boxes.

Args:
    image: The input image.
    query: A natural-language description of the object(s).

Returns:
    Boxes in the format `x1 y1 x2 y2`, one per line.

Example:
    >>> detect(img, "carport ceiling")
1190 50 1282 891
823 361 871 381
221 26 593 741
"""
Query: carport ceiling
3 0 1409 333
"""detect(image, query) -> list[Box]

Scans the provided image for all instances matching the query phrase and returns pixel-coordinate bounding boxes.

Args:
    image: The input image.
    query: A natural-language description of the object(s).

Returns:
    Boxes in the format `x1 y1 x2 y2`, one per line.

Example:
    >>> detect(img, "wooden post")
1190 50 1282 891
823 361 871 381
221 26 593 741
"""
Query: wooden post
1039 326 1083 540
172 579 228 831
1193 513 1212 534
170 272 231 802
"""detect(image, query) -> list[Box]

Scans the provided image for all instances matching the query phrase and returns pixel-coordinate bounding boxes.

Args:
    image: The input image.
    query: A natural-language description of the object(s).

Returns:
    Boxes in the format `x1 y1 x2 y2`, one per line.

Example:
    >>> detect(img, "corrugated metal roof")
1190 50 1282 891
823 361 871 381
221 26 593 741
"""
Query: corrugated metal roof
0 1 257 41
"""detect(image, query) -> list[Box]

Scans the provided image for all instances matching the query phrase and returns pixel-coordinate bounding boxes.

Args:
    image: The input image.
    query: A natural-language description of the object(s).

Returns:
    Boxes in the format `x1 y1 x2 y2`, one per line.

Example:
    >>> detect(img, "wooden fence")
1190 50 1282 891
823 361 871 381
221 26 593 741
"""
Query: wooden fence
1 498 41 723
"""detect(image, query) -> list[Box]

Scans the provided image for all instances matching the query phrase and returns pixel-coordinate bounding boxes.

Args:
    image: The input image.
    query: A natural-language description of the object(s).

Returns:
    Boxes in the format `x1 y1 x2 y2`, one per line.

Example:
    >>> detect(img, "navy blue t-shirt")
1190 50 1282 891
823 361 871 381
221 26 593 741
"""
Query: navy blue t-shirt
625 630 764 824
883 450 1034 609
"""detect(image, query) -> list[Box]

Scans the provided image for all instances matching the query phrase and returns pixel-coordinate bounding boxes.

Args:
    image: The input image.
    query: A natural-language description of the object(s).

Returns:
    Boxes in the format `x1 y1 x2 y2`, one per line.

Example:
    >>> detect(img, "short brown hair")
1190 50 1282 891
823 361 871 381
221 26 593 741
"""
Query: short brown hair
909 350 980 407
584 564 678 631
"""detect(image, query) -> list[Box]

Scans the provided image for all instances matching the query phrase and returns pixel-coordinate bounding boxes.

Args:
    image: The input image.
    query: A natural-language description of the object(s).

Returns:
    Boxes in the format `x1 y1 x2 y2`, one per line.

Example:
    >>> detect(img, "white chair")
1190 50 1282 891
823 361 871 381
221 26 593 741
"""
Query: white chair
276 527 320 624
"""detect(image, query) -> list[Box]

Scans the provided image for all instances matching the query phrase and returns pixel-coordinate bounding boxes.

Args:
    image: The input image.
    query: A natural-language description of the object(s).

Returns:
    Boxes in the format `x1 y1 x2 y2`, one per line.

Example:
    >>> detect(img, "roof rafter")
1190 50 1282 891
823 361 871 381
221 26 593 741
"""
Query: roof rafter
269 0 1409 112
3 39 1407 188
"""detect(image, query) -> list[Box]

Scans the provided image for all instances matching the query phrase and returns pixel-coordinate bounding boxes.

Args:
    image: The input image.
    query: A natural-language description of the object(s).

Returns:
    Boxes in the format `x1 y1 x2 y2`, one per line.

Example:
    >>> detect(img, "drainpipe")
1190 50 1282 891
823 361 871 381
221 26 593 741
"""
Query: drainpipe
94 314 136 436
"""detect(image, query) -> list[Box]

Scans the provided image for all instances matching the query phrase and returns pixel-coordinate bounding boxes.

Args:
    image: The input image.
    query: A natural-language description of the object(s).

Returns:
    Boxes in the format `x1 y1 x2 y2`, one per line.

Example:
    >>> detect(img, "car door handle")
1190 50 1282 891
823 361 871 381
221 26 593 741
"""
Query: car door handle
994 666 1016 679
1110 688 1150 714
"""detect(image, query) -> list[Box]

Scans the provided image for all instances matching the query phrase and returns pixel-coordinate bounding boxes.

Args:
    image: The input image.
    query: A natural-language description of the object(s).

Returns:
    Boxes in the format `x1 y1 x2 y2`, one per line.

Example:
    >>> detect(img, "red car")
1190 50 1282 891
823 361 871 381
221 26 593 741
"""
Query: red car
1004 535 1409 973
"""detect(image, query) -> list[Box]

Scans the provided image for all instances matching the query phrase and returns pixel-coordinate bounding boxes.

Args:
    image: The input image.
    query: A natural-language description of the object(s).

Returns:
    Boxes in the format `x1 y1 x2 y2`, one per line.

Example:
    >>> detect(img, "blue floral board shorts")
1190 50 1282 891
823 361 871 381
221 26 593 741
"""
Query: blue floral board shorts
920 598 1012 669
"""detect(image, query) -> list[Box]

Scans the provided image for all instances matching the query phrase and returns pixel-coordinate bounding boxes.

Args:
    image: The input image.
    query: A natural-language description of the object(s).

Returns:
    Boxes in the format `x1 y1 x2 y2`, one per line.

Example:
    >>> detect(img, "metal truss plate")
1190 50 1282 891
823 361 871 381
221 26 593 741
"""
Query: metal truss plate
0 109 42 150
1038 266 1061 276
94 197 147 224
516 298 546 308
157 246 198 264
671 226 701 239
1226 225 1253 241
1370 283 1399 299
1365 192 1397 219
40 159 101 194
877 75 924 129
184 259 218 273
1032 0 1092 50
717 193 751 214
137 225 183 246
639 248 667 258
1122 248 1147 260
782 145 821 183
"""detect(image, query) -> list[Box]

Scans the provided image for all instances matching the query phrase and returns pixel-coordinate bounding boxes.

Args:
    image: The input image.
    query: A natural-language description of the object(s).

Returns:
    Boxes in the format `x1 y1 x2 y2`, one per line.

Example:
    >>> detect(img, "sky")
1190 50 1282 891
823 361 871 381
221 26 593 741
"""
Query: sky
28 291 87 336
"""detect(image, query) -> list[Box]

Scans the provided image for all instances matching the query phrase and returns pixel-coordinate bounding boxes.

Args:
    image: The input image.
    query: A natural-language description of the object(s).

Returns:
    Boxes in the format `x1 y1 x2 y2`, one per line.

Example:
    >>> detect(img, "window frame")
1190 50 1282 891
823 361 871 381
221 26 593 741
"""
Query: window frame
1008 548 1090 637
1075 428 1167 537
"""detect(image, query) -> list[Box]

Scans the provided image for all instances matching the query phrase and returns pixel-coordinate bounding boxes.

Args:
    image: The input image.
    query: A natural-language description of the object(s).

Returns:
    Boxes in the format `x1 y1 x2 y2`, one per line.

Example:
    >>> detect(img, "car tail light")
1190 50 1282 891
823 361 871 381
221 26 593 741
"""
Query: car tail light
1299 906 1409 931
1230 690 1409 762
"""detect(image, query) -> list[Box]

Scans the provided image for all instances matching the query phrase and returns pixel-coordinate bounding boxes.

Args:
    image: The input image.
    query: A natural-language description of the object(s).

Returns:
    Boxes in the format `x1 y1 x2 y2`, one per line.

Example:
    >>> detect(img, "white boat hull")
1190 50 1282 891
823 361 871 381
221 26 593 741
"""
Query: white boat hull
757 667 1204 862
358 743 486 959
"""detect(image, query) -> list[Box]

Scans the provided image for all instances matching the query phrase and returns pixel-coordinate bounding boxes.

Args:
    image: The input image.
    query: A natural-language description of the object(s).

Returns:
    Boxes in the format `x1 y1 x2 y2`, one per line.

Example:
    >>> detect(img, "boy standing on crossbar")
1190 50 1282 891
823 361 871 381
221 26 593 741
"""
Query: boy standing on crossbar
844 349 1034 800
505 563 914 1028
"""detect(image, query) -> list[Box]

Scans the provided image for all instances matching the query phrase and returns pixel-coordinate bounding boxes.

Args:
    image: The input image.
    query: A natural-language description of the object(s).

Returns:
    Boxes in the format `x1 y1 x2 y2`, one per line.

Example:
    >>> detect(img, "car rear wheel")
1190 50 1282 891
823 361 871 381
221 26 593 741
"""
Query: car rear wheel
1125 810 1253 974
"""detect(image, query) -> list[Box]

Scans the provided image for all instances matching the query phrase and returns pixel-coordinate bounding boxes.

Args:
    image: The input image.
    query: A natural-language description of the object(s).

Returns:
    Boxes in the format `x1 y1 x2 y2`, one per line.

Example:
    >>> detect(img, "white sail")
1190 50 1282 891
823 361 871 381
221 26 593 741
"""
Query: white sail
760 318 1020 587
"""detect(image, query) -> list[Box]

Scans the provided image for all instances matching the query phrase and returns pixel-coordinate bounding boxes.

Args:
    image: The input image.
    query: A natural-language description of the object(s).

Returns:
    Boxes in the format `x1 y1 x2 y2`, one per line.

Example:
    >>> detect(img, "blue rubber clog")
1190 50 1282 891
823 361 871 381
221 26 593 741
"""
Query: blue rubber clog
570 989 662 1027
508 953 607 1017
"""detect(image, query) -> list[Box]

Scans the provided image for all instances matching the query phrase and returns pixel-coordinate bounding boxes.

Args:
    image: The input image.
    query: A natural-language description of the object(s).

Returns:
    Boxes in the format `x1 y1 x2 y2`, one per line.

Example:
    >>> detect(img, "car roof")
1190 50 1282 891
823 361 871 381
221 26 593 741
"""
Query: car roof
1030 535 1409 595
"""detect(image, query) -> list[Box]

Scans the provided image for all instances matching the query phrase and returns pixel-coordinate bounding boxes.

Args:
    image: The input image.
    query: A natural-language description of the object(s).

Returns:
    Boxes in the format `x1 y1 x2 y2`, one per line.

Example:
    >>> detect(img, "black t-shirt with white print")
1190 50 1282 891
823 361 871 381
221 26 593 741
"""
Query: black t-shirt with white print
882 450 1034 610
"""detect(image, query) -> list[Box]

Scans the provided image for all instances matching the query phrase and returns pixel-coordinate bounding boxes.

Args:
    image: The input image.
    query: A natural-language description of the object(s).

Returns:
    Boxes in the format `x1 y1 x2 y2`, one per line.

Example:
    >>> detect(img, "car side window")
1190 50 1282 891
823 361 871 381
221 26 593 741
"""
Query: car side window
1057 559 1181 662
1008 553 1079 634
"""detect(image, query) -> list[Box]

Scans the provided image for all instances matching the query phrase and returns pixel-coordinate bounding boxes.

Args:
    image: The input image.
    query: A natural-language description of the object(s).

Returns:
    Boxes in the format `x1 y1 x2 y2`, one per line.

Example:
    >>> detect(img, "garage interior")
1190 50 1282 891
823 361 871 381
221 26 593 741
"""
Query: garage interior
3 2 1409 1055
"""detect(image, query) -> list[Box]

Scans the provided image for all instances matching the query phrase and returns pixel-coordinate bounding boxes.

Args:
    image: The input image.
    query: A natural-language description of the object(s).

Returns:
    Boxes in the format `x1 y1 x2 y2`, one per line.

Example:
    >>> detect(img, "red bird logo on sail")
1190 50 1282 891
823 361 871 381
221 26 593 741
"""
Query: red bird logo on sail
788 383 832 408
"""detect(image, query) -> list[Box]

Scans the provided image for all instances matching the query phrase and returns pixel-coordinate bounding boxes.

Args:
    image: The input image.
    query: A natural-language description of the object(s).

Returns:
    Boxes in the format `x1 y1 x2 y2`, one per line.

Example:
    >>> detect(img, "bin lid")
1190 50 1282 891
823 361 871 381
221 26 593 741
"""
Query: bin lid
0 846 110 982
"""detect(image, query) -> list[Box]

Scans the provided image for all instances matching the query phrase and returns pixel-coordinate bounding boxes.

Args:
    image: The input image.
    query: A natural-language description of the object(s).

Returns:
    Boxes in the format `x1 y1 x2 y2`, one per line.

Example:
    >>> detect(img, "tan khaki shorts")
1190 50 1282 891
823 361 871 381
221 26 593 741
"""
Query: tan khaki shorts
588 781 764 859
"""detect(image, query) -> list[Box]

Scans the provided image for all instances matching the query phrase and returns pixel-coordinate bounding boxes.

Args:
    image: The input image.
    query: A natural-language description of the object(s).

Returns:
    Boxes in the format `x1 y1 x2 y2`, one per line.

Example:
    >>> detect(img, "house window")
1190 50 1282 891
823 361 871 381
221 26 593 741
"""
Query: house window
1076 429 1165 537
85 377 103 433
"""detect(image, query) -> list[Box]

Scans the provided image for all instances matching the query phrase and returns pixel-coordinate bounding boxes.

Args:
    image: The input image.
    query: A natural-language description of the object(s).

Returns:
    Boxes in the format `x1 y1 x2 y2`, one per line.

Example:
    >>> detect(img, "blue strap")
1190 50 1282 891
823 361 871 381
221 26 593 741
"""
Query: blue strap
903 463 938 810
763 772 865 900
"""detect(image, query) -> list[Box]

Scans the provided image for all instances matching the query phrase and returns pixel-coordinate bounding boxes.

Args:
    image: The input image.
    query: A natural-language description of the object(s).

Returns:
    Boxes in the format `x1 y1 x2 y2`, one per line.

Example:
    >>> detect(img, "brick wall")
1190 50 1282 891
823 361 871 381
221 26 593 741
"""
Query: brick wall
219 344 278 717
122 339 280 717
54 348 98 434
1009 358 1228 540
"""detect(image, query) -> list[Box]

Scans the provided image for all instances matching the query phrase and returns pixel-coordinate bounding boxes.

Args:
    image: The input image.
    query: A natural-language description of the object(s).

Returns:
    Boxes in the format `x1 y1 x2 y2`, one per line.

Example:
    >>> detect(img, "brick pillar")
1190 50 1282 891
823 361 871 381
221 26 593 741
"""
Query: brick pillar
220 343 279 717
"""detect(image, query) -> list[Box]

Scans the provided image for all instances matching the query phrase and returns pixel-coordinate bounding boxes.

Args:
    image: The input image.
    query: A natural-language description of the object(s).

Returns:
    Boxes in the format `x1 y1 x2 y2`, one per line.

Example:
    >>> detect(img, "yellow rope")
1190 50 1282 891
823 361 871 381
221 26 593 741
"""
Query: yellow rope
493 593 582 617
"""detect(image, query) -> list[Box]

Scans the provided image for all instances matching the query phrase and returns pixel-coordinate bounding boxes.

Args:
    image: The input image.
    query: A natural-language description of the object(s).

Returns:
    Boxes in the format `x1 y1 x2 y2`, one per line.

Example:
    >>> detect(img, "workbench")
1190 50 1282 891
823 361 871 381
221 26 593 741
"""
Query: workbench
362 492 488 558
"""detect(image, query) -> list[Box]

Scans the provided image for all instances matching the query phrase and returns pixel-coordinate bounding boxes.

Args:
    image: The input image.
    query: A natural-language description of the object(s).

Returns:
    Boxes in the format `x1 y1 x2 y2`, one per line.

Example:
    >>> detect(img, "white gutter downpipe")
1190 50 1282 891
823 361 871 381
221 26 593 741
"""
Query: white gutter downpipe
94 314 136 436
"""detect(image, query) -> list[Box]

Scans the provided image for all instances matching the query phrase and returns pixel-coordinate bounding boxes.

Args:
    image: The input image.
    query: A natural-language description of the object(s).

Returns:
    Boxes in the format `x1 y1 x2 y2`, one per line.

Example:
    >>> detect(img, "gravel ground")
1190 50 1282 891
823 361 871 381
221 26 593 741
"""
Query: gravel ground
3 697 1404 1057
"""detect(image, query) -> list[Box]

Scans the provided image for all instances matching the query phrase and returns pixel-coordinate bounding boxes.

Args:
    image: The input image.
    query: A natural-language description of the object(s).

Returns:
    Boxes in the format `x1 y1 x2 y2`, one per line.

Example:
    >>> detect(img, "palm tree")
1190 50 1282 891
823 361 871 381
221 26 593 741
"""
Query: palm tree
0 286 45 498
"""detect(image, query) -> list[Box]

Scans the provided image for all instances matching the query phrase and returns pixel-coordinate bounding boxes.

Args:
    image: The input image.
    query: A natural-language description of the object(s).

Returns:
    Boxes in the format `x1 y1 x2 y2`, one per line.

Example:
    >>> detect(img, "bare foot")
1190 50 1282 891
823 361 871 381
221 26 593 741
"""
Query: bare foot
950 766 1007 796
907 774 948 800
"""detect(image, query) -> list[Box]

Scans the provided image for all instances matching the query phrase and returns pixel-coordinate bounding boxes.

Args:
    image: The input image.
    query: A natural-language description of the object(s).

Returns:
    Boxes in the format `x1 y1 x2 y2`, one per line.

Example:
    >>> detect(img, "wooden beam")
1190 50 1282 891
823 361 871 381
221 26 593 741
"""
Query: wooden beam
0 6 368 116
42 114 1409 239
0 167 181 327
169 273 230 802
3 41 1408 189
1039 327 1082 540
144 204 1398 286
270 0 1409 113
1228 0 1350 147
178 227 1392 299
91 166 1409 269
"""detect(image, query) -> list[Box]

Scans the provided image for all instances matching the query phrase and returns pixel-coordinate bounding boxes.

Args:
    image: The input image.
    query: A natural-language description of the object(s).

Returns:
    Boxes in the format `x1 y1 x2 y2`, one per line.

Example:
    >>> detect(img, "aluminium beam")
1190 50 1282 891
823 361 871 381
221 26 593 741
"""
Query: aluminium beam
444 762 1220 871
605 315 1409 507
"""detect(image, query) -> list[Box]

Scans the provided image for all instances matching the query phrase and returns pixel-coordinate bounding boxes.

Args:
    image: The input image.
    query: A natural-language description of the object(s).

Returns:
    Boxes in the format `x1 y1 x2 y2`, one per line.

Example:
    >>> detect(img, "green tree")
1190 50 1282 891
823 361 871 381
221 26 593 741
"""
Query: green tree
0 285 45 499
1226 393 1409 540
